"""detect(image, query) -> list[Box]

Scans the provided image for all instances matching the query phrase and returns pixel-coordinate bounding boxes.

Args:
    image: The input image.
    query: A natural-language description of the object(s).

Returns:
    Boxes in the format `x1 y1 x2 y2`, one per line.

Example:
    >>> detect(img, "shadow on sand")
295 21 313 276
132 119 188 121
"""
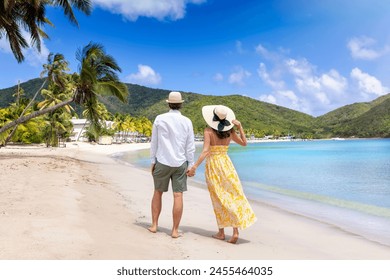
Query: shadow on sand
134 221 250 244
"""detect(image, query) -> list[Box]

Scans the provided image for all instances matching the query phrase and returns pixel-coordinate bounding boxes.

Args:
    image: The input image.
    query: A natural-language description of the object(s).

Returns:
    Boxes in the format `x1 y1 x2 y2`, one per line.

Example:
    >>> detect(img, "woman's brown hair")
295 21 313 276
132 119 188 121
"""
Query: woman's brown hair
214 128 233 139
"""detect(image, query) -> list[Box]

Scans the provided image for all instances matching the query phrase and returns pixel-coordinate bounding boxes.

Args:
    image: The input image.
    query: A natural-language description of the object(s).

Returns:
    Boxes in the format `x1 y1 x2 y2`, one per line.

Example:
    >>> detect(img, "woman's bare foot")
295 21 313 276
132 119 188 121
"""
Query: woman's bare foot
212 228 225 240
227 234 239 244
212 233 225 240
227 228 239 244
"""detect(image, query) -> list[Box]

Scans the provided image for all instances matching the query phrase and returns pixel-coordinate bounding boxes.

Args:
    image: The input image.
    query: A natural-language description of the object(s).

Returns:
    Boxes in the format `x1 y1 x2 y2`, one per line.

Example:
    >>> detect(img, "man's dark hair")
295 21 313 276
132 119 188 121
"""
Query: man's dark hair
169 103 182 110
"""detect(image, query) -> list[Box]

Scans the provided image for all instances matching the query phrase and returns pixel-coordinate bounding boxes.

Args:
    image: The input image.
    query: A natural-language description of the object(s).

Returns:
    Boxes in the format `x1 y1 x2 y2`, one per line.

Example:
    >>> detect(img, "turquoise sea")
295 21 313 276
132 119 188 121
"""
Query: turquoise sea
119 139 390 246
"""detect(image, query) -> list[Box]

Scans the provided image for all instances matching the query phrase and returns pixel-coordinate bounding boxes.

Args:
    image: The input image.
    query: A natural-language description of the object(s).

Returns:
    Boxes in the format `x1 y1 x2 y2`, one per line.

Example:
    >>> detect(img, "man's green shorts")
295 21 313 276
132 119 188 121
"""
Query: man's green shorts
152 161 188 193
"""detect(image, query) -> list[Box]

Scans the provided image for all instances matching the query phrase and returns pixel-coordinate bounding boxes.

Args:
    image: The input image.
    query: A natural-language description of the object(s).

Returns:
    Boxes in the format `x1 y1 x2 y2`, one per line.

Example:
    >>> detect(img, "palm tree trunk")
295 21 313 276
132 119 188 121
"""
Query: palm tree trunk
76 121 88 141
0 98 73 135
4 79 47 145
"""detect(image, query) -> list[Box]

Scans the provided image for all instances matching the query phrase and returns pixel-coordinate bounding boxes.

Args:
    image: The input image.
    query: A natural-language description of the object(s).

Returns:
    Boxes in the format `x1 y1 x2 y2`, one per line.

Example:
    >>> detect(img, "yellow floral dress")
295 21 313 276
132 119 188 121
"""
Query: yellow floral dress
205 145 257 229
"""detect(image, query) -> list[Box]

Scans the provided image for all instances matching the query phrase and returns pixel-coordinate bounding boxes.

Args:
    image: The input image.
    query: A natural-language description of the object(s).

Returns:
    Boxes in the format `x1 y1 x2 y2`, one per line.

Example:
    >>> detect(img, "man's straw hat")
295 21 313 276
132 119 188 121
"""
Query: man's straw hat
166 91 184 103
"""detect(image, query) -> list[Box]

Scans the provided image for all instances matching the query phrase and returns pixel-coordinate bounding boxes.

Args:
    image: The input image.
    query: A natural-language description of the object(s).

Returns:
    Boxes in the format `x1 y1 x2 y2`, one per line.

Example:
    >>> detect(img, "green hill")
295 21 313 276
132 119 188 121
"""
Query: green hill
99 86 316 136
316 94 390 137
0 78 46 106
1 78 389 138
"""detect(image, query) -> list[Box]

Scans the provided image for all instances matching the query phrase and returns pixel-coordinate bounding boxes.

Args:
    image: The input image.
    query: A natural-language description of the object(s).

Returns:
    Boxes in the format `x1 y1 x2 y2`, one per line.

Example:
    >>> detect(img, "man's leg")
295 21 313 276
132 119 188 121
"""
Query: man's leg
148 190 163 233
171 192 183 238
171 162 187 238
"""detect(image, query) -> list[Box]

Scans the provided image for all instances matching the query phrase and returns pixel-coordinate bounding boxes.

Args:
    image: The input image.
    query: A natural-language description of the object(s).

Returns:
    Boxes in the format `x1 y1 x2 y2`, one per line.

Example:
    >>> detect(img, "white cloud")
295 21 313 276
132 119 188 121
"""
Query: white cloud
93 0 206 21
279 90 299 104
259 94 277 104
350 68 389 97
319 69 347 93
295 77 321 93
285 58 314 79
228 67 251 86
347 36 390 60
314 91 330 105
126 64 162 85
25 41 50 66
259 90 311 113
0 30 49 66
0 37 12 54
256 56 315 113
255 44 282 61
285 58 348 106
254 44 356 115
257 63 284 89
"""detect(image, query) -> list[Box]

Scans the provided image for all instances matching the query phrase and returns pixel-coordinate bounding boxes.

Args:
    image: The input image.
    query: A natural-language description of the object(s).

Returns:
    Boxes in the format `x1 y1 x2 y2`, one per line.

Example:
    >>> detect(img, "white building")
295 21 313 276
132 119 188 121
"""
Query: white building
70 118 89 142
70 118 116 143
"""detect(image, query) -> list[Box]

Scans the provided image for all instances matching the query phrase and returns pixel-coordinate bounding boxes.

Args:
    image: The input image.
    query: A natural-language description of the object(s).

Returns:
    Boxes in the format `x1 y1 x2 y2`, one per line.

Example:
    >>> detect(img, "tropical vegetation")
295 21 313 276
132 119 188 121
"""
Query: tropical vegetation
0 42 129 146
1 0 388 144
2 78 389 143
0 0 92 62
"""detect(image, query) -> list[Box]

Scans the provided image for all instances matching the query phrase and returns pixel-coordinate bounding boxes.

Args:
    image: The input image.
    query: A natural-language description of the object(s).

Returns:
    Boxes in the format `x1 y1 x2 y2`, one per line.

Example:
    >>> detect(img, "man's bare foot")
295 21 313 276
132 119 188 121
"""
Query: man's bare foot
148 225 157 233
171 229 182 238
212 233 225 240
227 233 239 244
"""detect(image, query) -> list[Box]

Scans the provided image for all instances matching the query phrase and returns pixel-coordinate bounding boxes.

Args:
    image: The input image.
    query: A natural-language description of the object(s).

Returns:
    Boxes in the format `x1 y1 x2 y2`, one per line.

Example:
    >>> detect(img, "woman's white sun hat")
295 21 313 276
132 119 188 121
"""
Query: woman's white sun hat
166 91 184 103
202 105 235 132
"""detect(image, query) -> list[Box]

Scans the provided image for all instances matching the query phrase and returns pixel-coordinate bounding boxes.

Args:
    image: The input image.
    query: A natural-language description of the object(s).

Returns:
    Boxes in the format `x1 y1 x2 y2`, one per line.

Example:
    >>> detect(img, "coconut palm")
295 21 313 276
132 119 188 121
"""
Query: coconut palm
0 0 92 62
42 110 72 147
0 97 45 144
0 42 128 139
1 52 69 145
38 77 75 146
75 42 127 140
113 113 128 141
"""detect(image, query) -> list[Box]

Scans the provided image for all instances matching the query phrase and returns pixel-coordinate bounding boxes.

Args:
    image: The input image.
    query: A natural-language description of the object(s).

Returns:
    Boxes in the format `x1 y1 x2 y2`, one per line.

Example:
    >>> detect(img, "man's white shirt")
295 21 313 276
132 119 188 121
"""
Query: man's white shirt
150 110 195 167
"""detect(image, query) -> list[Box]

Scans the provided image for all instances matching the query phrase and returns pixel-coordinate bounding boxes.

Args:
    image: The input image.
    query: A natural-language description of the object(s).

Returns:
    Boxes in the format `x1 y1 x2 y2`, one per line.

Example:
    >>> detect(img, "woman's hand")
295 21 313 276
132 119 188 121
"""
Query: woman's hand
186 166 196 177
232 119 241 128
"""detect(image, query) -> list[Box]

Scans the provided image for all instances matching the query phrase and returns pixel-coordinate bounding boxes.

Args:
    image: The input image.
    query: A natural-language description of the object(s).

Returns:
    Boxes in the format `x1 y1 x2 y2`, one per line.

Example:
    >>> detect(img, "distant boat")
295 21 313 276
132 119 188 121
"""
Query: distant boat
331 137 345 141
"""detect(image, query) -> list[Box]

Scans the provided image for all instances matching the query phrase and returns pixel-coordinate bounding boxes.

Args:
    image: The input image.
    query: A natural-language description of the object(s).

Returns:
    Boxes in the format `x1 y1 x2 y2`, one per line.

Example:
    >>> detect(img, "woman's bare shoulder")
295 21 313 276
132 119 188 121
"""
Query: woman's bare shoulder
204 127 213 134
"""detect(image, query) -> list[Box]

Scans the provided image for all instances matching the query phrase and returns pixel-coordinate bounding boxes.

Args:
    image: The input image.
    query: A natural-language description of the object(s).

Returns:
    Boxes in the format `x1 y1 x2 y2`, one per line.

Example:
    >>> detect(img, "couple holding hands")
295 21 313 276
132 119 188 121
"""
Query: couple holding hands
148 91 256 244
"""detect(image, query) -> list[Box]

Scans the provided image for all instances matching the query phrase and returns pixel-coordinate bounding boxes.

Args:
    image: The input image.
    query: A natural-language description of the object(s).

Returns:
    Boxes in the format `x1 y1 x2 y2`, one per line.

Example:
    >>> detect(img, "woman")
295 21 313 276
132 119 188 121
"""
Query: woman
188 105 256 244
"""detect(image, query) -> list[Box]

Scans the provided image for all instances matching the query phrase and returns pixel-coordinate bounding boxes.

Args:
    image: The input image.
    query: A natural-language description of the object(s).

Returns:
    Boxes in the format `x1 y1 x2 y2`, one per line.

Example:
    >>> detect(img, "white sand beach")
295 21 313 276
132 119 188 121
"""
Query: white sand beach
1 142 389 260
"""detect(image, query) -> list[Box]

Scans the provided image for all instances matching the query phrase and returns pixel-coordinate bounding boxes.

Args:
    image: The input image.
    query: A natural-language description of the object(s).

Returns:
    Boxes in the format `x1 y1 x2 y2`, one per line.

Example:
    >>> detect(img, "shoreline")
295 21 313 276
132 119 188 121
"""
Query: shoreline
119 139 390 247
1 142 390 259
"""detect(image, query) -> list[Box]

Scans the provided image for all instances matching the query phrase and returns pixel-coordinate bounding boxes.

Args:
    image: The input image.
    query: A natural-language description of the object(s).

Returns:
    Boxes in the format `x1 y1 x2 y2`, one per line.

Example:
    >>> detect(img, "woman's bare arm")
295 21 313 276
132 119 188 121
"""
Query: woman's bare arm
187 128 211 176
231 120 247 146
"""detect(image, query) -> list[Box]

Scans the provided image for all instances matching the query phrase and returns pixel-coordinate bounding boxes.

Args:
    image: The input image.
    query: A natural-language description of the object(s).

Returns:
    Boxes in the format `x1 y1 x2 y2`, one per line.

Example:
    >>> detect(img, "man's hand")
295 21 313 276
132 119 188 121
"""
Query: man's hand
186 166 196 177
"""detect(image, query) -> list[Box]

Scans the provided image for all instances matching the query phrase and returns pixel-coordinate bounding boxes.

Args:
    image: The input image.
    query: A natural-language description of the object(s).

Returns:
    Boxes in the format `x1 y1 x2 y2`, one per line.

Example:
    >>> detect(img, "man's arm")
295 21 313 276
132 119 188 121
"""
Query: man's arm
185 121 196 168
150 121 158 166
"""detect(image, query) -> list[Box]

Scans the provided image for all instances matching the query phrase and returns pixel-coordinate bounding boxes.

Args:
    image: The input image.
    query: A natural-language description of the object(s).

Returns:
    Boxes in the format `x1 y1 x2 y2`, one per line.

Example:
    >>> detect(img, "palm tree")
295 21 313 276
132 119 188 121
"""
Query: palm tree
0 0 92 62
2 52 69 145
0 42 128 139
75 42 128 140
0 95 46 144
42 110 72 147
137 116 152 137
113 113 127 141
38 77 74 146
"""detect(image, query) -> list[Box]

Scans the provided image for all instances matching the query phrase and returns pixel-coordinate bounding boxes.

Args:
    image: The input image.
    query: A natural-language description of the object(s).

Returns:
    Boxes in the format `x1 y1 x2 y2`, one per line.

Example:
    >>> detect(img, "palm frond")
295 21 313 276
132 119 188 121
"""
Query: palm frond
95 81 128 103
52 0 92 25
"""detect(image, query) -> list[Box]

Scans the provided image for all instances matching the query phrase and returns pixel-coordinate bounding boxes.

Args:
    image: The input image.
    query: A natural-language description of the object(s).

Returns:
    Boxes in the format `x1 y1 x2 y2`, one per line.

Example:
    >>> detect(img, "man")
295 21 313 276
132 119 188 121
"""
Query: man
148 91 195 238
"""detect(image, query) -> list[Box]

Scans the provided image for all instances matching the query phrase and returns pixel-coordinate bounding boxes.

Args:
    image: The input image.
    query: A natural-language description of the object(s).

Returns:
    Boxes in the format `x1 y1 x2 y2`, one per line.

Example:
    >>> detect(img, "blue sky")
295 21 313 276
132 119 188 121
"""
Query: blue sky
1 0 390 116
